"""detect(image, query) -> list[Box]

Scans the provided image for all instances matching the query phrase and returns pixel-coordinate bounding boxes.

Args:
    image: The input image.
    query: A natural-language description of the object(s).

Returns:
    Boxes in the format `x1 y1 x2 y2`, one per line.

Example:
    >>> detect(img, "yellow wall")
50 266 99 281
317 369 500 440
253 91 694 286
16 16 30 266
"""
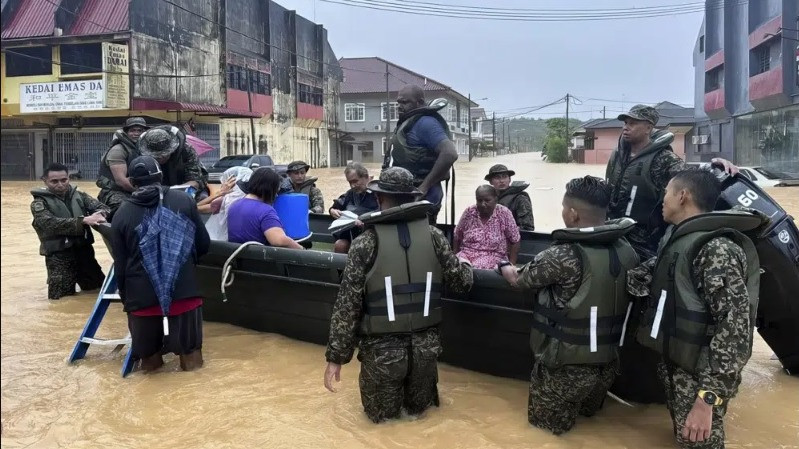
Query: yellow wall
1 46 64 116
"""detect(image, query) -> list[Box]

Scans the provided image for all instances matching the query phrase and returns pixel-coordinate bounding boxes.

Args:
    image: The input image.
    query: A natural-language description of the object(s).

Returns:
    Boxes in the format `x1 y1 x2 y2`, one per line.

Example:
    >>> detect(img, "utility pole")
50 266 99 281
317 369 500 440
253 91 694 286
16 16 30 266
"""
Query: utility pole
602 106 606 119
246 68 257 153
565 93 570 143
384 62 391 160
492 112 496 156
468 93 472 162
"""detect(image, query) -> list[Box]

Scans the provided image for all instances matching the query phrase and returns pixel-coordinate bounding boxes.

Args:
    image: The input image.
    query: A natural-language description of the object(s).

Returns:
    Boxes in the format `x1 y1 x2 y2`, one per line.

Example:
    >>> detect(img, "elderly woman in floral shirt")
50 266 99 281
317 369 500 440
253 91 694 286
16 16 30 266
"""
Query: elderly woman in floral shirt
454 185 521 269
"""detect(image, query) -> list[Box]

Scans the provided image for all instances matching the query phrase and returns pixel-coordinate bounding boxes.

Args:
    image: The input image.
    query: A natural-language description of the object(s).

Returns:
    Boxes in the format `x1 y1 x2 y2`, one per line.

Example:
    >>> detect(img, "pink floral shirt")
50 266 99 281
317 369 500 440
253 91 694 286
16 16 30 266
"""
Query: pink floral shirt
454 204 521 270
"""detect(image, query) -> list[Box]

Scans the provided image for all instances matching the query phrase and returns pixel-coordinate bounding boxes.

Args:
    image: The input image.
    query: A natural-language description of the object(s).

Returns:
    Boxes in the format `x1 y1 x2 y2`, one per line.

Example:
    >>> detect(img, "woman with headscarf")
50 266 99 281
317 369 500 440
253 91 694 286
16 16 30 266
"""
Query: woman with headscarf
201 166 252 240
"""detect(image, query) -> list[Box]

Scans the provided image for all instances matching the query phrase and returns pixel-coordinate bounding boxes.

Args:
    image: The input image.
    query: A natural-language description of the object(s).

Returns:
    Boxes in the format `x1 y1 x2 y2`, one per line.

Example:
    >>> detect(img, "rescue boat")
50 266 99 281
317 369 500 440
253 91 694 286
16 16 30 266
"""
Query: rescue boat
193 170 799 398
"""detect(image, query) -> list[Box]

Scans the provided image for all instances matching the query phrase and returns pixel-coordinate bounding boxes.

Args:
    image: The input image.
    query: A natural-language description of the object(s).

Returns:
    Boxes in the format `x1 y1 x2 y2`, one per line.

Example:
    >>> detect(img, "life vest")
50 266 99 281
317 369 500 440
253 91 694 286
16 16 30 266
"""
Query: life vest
497 181 532 228
390 109 453 184
96 130 139 191
606 130 674 243
531 218 640 368
292 177 318 195
359 201 443 335
31 186 94 256
636 210 763 374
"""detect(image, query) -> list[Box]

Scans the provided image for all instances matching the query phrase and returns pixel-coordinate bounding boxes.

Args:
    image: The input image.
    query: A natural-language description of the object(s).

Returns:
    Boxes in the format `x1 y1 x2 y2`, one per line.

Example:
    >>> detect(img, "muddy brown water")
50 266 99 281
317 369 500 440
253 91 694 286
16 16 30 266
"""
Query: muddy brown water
2 153 798 448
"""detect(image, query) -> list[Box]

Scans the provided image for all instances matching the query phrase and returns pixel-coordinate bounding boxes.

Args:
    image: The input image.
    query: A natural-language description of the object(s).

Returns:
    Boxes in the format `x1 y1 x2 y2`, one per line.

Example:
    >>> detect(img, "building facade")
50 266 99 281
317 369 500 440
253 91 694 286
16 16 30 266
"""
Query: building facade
1 0 341 180
335 57 475 165
572 102 695 165
692 0 799 176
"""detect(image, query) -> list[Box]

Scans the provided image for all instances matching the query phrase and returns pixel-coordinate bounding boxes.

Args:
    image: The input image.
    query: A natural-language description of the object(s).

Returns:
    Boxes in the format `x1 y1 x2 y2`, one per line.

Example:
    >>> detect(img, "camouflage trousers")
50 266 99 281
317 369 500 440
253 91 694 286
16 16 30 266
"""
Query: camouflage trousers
657 363 728 449
356 336 441 423
45 245 105 300
528 362 617 435
98 189 131 220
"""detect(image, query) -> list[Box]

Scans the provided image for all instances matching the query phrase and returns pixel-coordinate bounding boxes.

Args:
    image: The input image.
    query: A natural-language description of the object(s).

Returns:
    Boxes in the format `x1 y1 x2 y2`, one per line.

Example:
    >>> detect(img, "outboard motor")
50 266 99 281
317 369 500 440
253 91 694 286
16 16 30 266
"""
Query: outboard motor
711 168 799 375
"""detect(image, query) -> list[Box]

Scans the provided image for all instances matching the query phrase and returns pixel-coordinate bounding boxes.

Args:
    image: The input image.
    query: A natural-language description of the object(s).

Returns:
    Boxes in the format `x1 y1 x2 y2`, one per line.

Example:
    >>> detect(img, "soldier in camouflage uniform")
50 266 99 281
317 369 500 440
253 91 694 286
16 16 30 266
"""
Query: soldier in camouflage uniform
138 125 207 197
286 161 325 214
324 167 474 423
606 104 737 404
485 164 535 231
96 117 149 219
500 176 638 435
31 163 110 300
629 170 764 449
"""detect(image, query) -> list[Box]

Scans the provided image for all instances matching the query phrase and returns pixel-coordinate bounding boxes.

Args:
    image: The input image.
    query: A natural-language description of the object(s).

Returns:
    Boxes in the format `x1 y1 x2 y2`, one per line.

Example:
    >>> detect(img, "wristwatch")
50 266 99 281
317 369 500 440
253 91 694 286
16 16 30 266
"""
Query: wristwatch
697 390 723 406
497 260 512 270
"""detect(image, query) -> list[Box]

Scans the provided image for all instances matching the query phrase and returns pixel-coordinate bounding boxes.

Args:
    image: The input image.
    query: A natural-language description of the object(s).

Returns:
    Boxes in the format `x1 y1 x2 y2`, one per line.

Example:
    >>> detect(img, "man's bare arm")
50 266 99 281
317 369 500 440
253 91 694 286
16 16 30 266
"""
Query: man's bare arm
418 139 458 194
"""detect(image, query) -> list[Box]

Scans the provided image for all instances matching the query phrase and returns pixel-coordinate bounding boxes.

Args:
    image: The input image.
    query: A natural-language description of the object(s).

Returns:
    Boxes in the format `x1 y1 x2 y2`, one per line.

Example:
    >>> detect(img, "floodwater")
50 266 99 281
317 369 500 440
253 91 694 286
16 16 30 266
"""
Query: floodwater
2 153 798 449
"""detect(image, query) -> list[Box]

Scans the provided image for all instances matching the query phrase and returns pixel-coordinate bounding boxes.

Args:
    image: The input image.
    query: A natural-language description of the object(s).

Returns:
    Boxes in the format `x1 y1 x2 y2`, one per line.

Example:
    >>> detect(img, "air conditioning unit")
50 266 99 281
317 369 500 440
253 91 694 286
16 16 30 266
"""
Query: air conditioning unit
692 135 709 145
449 124 456 131
374 125 383 131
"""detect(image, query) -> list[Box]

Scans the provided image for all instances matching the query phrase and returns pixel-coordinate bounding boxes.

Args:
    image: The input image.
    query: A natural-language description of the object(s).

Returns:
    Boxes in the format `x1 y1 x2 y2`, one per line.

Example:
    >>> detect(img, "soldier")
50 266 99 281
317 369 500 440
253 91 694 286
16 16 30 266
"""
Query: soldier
500 176 639 435
96 117 149 218
323 167 474 423
484 164 535 231
31 163 109 300
606 104 737 404
137 125 207 197
389 85 459 224
631 169 765 449
286 160 325 214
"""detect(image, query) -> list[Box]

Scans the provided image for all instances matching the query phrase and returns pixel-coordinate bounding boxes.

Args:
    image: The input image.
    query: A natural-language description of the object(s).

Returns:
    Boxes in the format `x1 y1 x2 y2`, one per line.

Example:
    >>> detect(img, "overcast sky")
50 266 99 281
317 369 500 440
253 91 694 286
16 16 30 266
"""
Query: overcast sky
277 0 705 120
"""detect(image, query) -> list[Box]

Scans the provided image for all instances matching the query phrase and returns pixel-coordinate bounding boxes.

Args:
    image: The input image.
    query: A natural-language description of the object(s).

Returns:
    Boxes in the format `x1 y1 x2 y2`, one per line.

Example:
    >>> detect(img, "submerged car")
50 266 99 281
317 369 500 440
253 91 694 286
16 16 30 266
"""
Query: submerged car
206 154 288 183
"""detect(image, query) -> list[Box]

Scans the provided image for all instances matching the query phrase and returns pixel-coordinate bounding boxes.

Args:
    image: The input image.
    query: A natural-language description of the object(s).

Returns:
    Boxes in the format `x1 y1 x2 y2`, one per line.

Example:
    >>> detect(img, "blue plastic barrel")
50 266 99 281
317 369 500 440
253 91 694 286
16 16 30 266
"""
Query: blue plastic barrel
274 193 312 241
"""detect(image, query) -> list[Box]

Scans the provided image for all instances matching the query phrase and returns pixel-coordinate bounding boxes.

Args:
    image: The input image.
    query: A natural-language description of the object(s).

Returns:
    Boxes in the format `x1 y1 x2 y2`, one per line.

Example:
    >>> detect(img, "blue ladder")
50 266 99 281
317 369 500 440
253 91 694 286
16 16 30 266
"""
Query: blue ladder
68 266 135 377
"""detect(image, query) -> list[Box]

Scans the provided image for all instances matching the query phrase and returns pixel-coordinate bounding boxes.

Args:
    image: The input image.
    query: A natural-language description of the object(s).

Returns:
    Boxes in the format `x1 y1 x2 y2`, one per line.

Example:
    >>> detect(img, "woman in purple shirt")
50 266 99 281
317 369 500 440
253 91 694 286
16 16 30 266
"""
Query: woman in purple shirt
227 167 303 249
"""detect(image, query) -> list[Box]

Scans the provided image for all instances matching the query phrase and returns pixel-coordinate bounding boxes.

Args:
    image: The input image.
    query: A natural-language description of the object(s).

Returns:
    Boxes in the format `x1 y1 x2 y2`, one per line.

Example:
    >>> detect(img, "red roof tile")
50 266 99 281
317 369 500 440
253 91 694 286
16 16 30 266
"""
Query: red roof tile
339 57 452 95
2 0 61 39
70 0 128 35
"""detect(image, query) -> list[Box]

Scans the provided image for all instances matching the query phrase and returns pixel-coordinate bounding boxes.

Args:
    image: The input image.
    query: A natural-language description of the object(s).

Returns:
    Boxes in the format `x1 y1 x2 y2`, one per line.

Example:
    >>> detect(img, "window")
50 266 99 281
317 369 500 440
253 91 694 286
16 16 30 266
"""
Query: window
380 102 398 121
226 65 271 95
60 43 102 74
459 108 468 129
298 83 323 105
446 104 457 123
699 35 705 53
751 44 771 76
705 67 722 92
4 46 52 76
345 103 365 122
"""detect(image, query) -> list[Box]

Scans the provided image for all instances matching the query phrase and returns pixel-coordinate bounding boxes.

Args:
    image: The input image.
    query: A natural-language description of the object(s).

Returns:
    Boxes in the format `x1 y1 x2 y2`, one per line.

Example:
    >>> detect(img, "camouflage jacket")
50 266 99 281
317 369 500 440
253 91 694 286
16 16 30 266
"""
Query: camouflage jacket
606 141 686 258
163 142 206 192
325 226 474 365
517 243 582 309
292 179 325 214
627 237 752 398
31 190 109 240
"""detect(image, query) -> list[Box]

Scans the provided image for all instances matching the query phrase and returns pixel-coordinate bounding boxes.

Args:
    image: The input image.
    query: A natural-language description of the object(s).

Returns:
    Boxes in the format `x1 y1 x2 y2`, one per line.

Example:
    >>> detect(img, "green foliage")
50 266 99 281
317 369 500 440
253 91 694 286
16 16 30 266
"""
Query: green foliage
543 136 569 163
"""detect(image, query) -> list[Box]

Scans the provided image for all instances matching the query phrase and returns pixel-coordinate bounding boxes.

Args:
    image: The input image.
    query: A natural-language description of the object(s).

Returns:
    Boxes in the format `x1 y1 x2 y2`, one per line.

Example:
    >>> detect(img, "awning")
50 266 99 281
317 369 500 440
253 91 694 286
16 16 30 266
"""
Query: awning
131 99 262 118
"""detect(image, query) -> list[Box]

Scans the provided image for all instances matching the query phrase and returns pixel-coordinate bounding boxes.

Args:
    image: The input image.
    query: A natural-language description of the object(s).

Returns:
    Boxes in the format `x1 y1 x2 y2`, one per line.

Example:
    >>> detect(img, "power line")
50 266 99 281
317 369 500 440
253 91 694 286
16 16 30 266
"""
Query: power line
318 0 746 22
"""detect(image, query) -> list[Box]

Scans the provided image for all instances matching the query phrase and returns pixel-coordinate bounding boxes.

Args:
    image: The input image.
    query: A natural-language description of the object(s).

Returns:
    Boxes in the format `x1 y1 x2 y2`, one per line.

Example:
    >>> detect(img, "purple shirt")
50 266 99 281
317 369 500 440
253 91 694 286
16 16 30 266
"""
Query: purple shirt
227 198 284 245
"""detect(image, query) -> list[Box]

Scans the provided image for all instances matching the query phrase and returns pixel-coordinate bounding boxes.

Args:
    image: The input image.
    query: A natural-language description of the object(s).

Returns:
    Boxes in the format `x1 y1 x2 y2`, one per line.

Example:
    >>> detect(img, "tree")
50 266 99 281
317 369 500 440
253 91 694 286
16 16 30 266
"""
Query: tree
543 136 569 163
